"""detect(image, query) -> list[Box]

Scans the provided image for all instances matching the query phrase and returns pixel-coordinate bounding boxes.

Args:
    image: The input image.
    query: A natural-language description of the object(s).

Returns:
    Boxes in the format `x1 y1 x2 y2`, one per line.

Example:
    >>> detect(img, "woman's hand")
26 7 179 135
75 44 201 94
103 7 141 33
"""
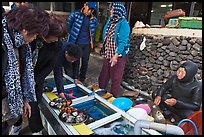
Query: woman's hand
74 79 83 86
154 96 161 106
58 92 66 99
164 98 177 106
23 101 31 118
110 54 119 67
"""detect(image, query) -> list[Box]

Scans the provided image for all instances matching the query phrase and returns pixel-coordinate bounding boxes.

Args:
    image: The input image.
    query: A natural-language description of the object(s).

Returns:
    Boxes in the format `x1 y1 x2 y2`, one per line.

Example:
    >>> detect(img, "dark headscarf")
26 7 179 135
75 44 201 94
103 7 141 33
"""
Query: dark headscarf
178 60 198 82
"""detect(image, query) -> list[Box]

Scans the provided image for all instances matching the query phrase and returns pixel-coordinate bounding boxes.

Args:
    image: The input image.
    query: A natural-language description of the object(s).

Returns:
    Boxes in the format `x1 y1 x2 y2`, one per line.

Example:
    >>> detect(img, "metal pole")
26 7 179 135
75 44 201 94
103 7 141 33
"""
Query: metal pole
97 2 99 18
71 2 75 12
189 2 196 17
50 2 54 12
128 2 132 23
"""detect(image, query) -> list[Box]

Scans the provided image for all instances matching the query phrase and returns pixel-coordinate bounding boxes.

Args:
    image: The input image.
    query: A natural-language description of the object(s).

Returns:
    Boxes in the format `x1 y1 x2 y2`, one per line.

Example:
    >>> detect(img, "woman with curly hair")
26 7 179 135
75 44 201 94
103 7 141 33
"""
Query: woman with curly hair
9 13 82 135
2 6 50 135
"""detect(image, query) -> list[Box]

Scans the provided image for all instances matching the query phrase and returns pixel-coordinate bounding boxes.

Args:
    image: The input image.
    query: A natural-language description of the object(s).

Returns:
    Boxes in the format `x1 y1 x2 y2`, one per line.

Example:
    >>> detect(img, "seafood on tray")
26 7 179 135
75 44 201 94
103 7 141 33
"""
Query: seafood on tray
49 98 72 109
59 107 88 124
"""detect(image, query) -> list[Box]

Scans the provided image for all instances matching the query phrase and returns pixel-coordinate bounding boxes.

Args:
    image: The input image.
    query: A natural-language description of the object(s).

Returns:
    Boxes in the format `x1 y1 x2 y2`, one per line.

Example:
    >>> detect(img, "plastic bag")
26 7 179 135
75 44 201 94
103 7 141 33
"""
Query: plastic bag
134 21 145 28
140 37 146 51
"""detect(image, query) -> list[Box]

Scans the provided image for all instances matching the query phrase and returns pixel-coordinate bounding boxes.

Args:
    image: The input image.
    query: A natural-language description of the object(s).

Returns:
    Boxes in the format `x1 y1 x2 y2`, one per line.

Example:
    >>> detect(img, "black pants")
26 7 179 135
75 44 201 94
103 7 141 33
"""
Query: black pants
72 44 90 82
28 102 44 133
27 79 44 133
13 79 44 133
152 91 195 119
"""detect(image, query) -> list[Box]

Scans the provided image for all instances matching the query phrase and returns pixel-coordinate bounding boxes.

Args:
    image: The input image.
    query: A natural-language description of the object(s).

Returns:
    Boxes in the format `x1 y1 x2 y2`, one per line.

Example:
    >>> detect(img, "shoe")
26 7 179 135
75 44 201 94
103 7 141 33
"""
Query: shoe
101 92 113 100
32 130 43 135
9 124 22 135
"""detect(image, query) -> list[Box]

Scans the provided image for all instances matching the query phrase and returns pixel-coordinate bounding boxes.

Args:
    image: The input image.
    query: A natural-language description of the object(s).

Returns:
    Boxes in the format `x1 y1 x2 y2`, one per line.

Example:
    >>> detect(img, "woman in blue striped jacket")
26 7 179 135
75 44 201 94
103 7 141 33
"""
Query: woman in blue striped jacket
67 2 98 84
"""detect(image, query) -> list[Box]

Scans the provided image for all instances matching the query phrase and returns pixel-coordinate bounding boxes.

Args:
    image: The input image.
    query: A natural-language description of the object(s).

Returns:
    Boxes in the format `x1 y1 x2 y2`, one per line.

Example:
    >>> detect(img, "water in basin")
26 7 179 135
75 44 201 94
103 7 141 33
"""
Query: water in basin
93 118 135 135
72 99 116 124
44 77 72 88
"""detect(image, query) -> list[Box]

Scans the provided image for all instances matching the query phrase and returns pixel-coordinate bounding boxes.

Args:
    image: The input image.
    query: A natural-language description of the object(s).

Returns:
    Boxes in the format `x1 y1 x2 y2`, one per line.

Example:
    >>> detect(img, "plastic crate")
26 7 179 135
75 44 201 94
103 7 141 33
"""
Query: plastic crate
178 17 202 29
167 18 179 28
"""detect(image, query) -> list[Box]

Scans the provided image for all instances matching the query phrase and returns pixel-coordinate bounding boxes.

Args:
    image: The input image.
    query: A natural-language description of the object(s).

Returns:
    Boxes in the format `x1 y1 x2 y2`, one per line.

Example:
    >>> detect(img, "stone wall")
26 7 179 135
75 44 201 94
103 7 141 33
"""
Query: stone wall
123 34 202 94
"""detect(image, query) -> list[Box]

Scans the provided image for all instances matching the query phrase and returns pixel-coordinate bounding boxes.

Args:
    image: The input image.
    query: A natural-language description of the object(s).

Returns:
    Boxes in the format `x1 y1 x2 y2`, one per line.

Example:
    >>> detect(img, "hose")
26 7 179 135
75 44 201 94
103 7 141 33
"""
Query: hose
177 119 198 135
134 120 184 135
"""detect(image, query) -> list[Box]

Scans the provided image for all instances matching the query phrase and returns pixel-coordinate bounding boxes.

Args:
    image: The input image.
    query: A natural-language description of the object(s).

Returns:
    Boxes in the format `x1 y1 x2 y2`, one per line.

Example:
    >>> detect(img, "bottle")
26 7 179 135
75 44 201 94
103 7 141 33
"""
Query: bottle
151 105 166 124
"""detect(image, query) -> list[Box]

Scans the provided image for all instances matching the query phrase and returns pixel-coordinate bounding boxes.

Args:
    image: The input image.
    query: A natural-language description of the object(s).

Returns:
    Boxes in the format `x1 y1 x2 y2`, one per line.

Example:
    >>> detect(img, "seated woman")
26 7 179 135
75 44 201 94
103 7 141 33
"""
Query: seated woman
152 60 202 121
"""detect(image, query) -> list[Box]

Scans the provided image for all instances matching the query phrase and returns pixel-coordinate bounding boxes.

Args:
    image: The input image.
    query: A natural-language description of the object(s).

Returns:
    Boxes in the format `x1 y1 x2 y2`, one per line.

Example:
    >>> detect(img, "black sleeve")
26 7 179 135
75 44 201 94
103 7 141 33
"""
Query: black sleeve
34 43 58 81
53 42 65 94
18 45 27 93
156 76 175 97
34 41 61 94
175 86 202 111
2 43 8 78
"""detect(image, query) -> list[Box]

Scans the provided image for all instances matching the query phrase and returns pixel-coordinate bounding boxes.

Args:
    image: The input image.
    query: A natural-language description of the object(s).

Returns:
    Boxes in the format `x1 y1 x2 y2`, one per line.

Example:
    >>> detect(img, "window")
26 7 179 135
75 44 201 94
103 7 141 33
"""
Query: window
150 2 173 25
193 2 202 17
54 2 72 12
2 2 9 6
32 2 75 18
36 2 50 10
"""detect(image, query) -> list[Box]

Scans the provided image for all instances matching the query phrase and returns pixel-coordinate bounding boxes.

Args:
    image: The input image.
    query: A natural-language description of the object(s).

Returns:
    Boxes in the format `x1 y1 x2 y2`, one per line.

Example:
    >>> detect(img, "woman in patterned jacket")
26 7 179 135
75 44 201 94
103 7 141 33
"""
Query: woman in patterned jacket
2 6 50 135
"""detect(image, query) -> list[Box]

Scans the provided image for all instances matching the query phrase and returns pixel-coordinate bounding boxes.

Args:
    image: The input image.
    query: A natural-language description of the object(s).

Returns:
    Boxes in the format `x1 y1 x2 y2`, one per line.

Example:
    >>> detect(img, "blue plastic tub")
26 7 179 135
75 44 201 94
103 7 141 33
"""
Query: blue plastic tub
112 97 133 111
